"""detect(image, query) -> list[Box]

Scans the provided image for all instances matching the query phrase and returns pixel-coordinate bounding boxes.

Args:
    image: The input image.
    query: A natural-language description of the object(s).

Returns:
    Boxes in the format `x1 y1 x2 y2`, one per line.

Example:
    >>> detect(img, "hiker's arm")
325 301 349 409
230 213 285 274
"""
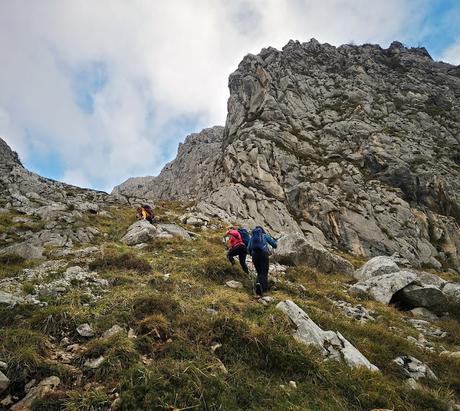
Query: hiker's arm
265 235 277 249
227 229 239 238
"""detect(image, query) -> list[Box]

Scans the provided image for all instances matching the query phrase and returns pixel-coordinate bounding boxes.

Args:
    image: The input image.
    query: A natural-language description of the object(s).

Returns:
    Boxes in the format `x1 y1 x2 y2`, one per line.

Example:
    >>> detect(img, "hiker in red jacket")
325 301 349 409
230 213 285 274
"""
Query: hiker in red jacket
225 227 249 274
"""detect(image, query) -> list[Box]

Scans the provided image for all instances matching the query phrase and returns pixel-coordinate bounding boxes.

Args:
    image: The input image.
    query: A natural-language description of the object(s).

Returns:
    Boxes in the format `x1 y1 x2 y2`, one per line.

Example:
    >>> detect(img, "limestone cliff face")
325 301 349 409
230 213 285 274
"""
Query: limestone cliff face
112 126 224 201
115 39 460 269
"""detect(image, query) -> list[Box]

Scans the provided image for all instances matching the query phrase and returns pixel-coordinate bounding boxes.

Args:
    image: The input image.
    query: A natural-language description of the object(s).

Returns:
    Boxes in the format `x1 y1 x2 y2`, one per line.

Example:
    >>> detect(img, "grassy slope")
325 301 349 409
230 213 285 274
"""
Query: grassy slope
0 202 459 411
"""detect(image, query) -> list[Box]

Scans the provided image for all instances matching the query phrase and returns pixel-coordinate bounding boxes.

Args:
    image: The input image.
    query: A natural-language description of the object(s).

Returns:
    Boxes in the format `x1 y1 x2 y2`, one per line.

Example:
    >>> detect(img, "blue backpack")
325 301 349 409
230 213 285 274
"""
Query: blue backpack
238 228 250 247
251 227 268 253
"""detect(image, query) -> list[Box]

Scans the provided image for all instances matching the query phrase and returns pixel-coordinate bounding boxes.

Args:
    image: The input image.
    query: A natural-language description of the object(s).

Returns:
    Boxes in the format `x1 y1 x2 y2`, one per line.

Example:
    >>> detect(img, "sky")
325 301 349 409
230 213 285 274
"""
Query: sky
0 0 459 192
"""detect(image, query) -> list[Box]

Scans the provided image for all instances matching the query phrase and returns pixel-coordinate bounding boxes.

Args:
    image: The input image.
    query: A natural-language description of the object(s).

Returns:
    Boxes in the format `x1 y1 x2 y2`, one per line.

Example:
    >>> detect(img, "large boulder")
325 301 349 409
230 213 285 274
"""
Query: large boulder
121 221 191 246
349 271 417 304
354 256 399 281
276 300 378 372
121 220 157 245
415 271 447 288
275 234 354 275
156 224 191 240
399 284 447 311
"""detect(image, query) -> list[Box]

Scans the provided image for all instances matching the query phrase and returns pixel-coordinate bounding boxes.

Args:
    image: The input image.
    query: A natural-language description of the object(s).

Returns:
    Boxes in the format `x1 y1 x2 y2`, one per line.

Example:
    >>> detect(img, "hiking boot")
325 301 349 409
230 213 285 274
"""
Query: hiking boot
255 282 263 297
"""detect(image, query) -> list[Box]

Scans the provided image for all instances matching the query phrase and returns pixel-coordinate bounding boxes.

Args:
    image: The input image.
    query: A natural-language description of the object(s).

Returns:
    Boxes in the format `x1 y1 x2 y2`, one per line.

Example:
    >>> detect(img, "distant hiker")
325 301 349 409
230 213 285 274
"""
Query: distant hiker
247 226 277 297
225 227 249 274
137 204 154 224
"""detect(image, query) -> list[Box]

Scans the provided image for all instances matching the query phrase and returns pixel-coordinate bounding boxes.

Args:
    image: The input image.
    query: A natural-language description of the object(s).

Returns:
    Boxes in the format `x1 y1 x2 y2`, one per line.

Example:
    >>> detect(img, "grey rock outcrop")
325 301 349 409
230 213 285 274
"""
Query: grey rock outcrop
77 323 95 338
400 283 447 310
349 260 460 311
0 137 119 259
121 220 158 245
115 39 460 270
121 220 191 245
393 356 438 381
349 270 418 304
277 300 378 371
354 256 399 281
275 233 354 275
112 126 224 201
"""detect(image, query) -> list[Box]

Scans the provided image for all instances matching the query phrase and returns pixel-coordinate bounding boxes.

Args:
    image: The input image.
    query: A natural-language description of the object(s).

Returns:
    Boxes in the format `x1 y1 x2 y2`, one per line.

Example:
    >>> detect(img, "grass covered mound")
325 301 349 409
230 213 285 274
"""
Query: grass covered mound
0 203 459 410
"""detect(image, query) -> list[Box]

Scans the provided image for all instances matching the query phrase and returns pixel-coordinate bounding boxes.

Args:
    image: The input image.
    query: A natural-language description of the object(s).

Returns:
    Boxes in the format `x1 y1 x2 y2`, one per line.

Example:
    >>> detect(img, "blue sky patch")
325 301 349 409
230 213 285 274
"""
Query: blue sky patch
72 62 108 114
411 0 460 59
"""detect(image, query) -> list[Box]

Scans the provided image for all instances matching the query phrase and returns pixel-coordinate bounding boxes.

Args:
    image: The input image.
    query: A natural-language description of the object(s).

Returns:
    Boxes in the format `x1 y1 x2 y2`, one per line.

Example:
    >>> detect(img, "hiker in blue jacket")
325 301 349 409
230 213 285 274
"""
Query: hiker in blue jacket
247 226 277 297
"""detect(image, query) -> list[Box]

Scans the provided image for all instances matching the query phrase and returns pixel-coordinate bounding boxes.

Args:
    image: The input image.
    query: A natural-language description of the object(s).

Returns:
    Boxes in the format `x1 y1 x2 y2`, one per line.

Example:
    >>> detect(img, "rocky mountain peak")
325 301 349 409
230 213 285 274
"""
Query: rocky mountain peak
1 40 460 410
112 126 224 201
116 39 460 271
0 137 22 174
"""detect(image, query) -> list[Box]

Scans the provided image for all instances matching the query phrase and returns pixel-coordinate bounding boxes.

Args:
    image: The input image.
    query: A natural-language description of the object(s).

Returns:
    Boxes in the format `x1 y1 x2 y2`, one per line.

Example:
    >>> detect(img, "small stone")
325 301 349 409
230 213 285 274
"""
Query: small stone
410 307 439 321
128 328 137 339
225 280 243 289
261 296 274 304
406 336 419 345
66 344 81 353
102 325 124 339
216 359 228 374
0 395 13 407
77 323 95 337
0 361 7 370
0 371 10 394
84 356 105 369
10 376 60 411
60 337 70 346
24 379 36 392
439 351 460 360
406 377 419 390
206 308 218 315
288 380 297 389
211 343 222 352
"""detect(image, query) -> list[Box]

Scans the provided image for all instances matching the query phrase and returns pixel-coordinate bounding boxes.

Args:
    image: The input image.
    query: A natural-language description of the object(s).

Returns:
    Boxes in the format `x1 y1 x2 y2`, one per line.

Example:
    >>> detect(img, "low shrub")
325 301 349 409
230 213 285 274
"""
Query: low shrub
82 334 139 381
132 293 181 320
89 251 151 274
191 257 243 282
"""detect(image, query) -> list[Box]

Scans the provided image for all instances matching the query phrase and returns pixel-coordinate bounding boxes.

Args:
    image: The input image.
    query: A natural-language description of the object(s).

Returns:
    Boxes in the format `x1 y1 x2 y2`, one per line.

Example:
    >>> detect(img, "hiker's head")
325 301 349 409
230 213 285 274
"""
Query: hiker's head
254 226 265 233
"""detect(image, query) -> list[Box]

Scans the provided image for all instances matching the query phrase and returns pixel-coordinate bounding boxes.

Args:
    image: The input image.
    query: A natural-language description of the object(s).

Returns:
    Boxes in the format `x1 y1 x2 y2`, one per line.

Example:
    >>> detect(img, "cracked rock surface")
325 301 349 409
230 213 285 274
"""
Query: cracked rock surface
114 39 460 271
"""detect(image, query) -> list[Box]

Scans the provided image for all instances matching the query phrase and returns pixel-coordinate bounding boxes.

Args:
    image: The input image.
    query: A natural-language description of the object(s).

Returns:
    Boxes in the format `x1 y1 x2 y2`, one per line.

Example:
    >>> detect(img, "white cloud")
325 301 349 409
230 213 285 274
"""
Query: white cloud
441 39 460 65
0 0 445 191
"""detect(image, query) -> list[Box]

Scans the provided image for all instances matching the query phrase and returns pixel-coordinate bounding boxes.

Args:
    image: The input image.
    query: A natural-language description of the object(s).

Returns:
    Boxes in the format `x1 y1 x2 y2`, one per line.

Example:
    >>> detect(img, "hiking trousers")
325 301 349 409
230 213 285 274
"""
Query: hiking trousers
252 250 269 292
227 244 249 274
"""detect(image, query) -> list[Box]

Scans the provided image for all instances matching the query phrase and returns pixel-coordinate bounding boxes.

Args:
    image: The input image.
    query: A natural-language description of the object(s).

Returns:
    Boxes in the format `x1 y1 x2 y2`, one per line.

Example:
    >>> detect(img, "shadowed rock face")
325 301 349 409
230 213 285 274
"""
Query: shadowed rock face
114 39 460 269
